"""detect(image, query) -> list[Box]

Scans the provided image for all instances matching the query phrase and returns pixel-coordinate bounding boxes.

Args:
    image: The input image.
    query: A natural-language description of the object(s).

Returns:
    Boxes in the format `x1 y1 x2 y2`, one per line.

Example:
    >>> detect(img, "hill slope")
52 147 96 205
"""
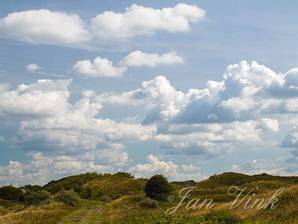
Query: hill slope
0 172 297 224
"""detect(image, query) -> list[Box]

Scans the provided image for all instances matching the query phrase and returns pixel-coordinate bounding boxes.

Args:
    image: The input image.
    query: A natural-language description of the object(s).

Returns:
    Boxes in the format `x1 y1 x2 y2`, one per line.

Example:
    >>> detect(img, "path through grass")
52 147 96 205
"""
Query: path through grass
58 201 103 224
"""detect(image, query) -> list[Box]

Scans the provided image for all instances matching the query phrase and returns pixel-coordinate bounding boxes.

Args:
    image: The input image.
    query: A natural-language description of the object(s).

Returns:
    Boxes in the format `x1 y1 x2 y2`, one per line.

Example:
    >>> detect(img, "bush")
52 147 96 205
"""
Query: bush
139 197 159 208
144 175 171 201
23 190 51 205
0 186 24 202
55 190 79 207
74 185 92 199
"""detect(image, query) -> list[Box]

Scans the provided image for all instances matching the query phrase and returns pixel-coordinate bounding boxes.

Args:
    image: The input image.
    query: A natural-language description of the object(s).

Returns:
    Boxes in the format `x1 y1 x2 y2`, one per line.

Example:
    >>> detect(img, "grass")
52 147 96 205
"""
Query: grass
0 202 70 224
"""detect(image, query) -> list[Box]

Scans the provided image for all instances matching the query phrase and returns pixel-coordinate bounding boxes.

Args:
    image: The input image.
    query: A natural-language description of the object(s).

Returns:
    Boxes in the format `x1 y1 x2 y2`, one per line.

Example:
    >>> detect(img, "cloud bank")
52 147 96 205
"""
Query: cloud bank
0 4 206 46
1 60 298 185
73 51 183 77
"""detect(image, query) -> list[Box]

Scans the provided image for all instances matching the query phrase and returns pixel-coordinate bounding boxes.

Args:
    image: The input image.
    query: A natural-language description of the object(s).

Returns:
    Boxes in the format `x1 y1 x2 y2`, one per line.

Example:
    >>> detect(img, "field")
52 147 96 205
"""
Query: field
0 172 297 224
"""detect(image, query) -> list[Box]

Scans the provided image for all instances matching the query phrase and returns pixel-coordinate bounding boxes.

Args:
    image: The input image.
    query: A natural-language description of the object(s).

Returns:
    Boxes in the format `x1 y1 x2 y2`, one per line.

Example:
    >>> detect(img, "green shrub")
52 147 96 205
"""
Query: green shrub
23 190 51 205
55 190 79 207
145 175 171 201
0 186 24 202
139 197 159 208
74 185 92 199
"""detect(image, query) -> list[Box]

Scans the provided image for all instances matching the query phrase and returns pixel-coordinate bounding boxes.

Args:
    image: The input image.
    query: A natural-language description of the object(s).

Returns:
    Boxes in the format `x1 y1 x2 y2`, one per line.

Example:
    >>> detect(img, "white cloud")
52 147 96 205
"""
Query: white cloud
73 51 183 77
0 4 206 46
0 78 155 164
0 79 71 116
0 152 114 186
19 116 156 151
26 64 41 72
121 51 184 67
0 9 90 45
2 60 298 185
73 57 126 77
231 159 286 176
117 61 298 124
259 118 279 132
90 3 206 40
154 121 262 155
129 154 202 181
26 64 69 78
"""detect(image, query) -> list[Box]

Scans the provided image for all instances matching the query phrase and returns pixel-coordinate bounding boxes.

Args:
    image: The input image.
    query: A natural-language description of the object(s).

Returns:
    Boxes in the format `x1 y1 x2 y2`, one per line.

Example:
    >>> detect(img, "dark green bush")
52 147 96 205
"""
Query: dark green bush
23 190 51 205
0 186 24 202
55 190 79 207
145 175 171 201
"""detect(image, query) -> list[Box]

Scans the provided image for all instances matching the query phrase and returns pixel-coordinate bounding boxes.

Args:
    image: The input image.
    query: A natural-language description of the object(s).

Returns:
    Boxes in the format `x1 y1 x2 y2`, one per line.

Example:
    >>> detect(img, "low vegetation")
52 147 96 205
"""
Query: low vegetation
0 172 297 224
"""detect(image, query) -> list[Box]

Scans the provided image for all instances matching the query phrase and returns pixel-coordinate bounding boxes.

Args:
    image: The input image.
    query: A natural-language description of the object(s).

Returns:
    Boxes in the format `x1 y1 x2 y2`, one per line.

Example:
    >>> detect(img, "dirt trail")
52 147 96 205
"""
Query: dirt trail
57 202 103 224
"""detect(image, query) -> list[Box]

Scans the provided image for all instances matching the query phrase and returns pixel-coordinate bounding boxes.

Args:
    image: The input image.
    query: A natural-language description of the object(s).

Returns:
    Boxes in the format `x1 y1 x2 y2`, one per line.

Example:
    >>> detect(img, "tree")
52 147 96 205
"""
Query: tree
144 175 171 201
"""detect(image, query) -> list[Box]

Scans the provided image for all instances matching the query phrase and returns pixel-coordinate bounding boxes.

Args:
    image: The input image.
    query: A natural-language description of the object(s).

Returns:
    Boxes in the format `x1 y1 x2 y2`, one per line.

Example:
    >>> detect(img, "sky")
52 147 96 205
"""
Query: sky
0 0 298 186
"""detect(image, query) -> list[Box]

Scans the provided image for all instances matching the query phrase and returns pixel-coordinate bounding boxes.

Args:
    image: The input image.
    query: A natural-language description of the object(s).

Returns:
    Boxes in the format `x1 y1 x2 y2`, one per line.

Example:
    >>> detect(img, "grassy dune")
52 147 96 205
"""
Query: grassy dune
0 172 297 224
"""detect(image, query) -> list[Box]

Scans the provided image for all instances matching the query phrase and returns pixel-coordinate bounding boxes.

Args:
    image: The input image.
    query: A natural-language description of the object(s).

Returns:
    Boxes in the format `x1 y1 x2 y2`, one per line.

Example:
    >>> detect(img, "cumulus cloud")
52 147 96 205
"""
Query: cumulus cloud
2 60 298 185
73 51 183 77
73 57 126 77
121 51 184 67
129 154 202 181
154 121 262 156
0 4 205 46
26 64 41 72
0 9 90 45
90 3 206 40
114 61 298 124
2 81 156 151
89 60 298 155
0 79 71 116
0 78 154 185
259 118 279 132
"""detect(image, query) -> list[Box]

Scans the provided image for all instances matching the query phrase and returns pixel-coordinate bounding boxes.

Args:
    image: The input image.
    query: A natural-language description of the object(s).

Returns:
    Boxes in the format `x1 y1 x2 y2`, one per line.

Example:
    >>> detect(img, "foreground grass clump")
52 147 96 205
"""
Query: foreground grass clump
102 211 243 224
139 197 159 208
204 210 241 224
0 202 70 224
254 185 298 224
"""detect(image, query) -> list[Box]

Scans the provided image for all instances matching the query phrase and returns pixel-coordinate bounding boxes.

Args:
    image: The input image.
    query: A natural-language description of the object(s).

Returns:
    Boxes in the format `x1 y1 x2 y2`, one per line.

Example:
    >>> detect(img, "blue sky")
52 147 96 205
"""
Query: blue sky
0 1 298 185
